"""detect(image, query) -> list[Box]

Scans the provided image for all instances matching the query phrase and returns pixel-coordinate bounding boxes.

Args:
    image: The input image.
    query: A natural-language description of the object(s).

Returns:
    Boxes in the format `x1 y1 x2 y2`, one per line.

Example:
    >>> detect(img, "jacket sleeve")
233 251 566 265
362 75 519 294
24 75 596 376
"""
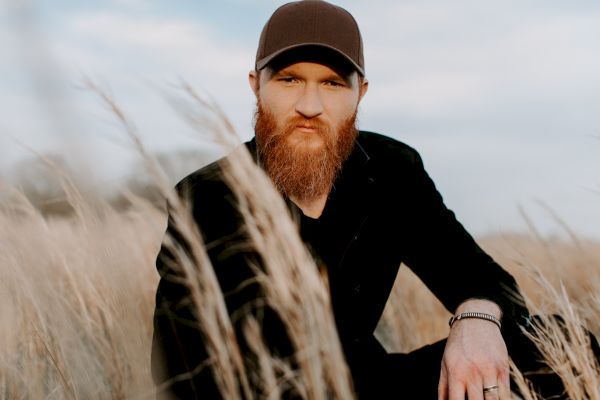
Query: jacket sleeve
398 150 530 331
151 194 223 399
151 168 294 399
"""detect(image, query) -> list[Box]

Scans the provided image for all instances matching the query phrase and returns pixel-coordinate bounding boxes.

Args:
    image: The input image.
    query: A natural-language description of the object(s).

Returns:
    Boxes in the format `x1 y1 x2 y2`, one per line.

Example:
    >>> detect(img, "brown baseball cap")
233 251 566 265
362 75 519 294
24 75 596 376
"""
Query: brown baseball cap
255 0 365 76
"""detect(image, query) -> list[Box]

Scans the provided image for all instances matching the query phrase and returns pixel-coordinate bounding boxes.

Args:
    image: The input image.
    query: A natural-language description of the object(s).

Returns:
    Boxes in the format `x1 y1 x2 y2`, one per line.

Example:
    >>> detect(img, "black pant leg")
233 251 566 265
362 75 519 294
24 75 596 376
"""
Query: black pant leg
356 339 446 399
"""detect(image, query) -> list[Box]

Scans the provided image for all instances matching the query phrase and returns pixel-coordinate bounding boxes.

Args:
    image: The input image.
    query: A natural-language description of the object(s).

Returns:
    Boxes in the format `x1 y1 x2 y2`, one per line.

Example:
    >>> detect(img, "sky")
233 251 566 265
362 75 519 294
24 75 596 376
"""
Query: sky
1 0 600 239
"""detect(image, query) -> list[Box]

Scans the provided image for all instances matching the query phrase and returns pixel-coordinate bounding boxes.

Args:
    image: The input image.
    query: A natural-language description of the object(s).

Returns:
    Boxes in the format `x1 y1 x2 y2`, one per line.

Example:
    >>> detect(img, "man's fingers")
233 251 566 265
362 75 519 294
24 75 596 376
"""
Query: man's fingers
498 369 511 400
467 381 485 400
498 386 510 400
482 381 501 400
438 366 448 400
438 370 448 400
448 378 466 400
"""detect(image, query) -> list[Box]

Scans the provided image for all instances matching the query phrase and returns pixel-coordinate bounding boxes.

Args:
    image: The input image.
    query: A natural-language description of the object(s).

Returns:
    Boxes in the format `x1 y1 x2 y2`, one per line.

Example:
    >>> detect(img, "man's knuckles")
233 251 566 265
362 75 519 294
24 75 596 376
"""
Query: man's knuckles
446 357 503 379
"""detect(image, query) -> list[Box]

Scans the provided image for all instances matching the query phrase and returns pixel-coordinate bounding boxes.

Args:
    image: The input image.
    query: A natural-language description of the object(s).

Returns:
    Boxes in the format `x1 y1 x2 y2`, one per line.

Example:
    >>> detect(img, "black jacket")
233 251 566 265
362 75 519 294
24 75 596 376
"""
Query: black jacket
152 131 528 398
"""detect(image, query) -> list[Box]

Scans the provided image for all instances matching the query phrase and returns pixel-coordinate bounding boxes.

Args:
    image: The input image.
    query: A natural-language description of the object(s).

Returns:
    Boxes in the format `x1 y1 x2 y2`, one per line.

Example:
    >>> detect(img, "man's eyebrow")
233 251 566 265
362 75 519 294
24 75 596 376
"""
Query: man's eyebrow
323 72 354 86
273 68 296 77
323 73 347 82
271 68 354 85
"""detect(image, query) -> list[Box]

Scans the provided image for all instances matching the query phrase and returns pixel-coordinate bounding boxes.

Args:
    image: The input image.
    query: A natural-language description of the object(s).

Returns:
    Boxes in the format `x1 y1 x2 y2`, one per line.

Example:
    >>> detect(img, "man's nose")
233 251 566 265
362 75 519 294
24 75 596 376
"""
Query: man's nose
295 85 323 119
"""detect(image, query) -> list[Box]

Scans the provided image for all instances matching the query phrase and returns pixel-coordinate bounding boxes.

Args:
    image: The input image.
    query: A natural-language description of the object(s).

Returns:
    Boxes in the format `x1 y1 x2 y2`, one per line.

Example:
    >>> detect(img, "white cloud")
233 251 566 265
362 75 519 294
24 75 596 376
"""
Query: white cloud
353 1 600 134
364 72 490 119
64 11 252 77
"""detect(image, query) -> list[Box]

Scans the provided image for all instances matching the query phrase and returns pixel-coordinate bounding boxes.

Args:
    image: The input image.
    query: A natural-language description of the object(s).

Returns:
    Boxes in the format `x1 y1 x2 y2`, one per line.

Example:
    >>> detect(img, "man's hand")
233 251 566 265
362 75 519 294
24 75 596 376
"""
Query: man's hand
438 299 510 400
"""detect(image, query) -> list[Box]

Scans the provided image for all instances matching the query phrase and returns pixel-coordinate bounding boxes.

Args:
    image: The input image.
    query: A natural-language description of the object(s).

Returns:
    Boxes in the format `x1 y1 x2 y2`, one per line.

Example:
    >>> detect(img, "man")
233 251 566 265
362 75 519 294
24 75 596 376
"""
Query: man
152 1 579 399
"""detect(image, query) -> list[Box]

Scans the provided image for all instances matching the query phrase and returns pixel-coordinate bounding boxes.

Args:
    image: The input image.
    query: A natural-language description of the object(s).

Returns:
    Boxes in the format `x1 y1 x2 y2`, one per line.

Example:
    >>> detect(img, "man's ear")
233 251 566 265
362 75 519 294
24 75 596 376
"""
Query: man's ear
249 70 260 98
358 78 369 102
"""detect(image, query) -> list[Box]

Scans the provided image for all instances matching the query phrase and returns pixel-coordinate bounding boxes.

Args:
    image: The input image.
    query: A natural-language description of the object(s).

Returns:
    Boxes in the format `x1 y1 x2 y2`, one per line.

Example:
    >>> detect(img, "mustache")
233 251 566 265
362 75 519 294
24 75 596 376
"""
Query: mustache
282 117 329 135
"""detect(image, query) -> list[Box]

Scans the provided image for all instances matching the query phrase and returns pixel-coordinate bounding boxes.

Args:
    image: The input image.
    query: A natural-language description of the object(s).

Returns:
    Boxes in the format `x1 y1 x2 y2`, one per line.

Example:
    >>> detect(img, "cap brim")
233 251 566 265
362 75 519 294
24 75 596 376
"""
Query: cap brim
256 43 365 76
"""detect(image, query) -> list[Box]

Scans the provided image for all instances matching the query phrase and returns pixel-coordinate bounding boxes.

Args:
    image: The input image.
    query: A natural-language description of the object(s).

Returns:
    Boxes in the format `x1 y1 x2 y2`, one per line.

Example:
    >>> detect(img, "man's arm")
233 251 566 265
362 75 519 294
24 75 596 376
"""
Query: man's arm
152 206 222 399
396 149 529 326
151 172 251 399
151 168 295 399
394 149 527 399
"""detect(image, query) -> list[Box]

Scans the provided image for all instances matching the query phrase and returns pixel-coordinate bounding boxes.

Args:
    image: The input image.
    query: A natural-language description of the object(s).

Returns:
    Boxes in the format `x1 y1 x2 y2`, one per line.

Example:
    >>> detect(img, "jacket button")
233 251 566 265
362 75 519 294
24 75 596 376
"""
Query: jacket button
353 285 361 294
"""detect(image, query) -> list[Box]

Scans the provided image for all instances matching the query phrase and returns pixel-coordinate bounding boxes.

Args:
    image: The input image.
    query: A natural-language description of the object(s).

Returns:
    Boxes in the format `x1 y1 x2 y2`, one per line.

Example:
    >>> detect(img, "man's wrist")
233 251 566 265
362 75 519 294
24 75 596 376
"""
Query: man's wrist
449 311 502 330
455 298 503 320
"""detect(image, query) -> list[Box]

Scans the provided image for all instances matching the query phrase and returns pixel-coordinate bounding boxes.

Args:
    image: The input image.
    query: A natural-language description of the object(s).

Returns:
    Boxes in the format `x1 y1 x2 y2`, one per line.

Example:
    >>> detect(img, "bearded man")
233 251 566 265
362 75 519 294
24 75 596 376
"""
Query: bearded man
152 2 590 399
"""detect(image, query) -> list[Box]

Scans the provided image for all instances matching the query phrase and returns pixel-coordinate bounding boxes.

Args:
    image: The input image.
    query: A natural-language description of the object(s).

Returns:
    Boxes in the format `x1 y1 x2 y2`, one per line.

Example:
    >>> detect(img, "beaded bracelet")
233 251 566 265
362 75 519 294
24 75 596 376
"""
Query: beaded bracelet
448 312 502 330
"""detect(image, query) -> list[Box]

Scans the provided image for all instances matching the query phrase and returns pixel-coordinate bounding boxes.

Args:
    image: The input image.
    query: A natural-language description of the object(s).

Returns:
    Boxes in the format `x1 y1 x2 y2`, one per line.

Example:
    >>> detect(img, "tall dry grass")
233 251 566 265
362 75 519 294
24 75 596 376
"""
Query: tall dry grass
0 187 162 399
1 86 599 399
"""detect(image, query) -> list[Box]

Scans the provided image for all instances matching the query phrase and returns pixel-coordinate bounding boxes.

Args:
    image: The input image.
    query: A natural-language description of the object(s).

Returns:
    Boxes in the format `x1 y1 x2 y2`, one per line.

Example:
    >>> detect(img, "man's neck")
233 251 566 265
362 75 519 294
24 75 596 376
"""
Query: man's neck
290 193 329 219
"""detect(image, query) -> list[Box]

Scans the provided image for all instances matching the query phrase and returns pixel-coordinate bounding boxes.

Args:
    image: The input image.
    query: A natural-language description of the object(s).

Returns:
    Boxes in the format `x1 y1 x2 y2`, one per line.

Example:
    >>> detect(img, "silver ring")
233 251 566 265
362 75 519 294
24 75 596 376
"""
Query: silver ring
483 384 499 394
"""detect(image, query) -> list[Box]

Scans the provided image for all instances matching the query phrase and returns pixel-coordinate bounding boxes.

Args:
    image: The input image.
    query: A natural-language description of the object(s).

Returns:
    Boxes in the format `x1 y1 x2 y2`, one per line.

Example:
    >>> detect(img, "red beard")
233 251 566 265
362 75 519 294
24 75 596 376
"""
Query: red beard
254 103 358 202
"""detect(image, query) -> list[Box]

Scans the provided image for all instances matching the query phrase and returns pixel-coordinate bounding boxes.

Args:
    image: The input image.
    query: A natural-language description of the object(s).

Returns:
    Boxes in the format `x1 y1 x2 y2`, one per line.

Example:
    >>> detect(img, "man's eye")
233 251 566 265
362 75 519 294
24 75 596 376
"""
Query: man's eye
279 77 298 83
325 80 345 87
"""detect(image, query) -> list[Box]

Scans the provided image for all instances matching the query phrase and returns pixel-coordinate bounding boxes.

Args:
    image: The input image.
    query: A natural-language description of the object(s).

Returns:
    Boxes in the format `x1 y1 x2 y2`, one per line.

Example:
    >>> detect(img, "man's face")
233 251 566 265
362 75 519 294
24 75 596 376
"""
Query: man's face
249 61 368 202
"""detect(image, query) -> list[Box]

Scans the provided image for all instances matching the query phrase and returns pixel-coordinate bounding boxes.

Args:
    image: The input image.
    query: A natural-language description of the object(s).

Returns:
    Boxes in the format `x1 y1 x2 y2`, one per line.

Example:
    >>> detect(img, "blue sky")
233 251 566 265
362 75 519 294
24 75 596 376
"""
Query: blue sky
2 0 600 239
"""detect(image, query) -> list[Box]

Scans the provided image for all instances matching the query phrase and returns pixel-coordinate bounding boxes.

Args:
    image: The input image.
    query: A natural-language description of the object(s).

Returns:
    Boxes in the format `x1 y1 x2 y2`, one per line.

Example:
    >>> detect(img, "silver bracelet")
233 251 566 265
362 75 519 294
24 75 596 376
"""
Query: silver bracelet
448 312 502 330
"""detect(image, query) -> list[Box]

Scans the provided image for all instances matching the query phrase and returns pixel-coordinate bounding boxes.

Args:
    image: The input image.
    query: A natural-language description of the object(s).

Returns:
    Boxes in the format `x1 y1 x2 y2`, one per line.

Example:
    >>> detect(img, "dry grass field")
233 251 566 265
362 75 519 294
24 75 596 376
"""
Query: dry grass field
1 87 598 400
1 171 599 399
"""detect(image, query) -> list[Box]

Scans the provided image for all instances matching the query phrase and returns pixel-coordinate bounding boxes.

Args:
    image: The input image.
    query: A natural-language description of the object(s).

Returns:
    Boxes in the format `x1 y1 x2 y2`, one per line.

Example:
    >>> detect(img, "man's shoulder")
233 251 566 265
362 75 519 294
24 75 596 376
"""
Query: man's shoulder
175 140 256 194
174 159 225 196
356 130 423 167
